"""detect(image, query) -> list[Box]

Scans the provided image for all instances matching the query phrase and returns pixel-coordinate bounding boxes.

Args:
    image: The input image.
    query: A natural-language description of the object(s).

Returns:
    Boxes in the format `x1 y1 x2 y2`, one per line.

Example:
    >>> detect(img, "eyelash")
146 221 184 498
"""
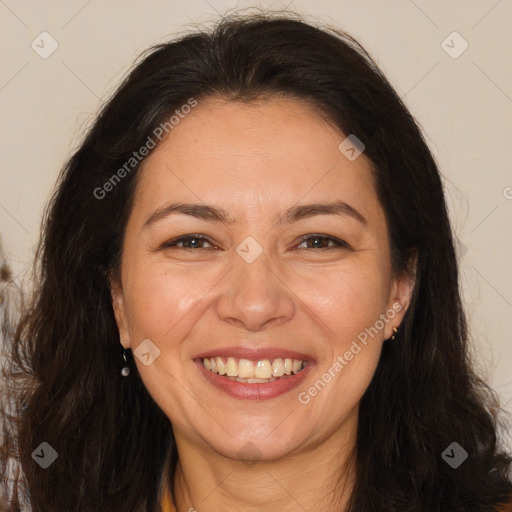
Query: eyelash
161 234 349 251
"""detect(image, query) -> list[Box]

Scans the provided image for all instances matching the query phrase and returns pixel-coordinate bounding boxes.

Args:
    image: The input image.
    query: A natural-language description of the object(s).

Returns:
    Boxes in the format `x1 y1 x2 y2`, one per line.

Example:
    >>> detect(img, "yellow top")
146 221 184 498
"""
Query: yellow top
161 482 176 512
160 452 176 512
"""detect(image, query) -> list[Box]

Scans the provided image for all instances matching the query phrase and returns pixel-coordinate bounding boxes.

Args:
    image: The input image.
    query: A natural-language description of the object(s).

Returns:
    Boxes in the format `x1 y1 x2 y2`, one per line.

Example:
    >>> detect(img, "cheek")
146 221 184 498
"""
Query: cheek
294 261 388 398
121 265 214 419
297 260 389 340
123 262 219 342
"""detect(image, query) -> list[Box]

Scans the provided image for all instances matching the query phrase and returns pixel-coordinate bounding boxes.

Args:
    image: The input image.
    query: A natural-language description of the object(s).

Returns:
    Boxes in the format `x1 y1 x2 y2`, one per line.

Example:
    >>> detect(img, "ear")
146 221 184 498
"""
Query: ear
383 250 417 340
110 278 131 349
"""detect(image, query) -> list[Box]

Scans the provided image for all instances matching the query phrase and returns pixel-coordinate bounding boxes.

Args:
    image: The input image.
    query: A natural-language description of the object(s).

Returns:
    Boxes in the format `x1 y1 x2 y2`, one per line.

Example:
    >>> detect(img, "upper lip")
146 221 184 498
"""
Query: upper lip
194 346 314 361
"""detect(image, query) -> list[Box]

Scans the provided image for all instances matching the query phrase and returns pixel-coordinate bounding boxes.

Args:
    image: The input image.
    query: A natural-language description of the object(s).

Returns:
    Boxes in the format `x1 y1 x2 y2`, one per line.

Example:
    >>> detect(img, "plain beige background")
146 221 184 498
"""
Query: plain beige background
1 0 511 449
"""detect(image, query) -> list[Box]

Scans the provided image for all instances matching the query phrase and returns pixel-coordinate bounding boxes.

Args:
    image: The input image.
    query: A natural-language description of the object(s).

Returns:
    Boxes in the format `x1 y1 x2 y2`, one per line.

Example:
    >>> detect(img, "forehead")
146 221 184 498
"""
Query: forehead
132 96 381 225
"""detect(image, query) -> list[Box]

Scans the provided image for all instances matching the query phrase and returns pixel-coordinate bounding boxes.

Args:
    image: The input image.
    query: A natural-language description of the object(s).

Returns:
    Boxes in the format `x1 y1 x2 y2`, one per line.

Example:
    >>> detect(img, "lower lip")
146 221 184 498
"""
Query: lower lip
195 359 315 400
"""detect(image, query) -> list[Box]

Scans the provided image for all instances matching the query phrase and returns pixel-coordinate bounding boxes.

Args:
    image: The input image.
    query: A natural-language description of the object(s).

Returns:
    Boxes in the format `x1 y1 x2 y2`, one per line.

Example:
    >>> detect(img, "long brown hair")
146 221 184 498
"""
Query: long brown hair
1 11 511 511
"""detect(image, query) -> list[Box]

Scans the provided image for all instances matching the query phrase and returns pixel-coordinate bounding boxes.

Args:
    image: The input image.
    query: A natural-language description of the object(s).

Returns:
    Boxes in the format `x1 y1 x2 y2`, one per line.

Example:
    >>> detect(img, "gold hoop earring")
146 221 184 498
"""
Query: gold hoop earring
391 327 398 340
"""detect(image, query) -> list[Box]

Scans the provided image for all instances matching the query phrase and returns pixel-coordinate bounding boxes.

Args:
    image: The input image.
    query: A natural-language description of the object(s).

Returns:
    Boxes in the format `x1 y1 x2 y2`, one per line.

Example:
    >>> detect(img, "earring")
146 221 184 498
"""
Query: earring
121 348 130 377
391 327 398 340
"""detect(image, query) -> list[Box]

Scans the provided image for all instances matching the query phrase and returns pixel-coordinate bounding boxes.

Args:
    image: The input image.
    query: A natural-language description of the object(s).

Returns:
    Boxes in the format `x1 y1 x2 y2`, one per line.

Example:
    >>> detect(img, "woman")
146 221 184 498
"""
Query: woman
1 11 511 512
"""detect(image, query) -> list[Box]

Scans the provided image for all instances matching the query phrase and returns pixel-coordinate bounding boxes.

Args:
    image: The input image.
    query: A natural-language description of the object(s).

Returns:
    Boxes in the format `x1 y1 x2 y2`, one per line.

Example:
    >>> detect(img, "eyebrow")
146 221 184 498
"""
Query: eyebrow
143 200 367 229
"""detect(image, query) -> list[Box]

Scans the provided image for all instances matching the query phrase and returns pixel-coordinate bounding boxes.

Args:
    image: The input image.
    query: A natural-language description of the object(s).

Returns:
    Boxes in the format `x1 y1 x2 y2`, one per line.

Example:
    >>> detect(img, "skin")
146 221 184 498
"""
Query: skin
111 96 415 512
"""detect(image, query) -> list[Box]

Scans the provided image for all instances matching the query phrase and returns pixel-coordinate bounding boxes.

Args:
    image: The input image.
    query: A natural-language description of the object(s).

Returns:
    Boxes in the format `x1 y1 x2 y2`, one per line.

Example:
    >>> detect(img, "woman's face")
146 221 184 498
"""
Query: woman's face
111 96 413 462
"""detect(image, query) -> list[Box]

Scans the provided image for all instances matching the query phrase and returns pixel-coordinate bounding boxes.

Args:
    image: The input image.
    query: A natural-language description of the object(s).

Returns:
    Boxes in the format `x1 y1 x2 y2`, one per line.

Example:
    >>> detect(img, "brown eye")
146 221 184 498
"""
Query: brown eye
160 234 216 250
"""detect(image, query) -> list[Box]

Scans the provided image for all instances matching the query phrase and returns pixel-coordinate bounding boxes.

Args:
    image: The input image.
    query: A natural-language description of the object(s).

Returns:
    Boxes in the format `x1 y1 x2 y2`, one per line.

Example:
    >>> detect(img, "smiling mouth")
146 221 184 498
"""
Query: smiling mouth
200 356 307 383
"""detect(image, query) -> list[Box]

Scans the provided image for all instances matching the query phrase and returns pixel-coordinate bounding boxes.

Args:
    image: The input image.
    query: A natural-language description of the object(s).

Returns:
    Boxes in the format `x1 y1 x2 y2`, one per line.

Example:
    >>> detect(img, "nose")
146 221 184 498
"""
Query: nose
215 246 296 332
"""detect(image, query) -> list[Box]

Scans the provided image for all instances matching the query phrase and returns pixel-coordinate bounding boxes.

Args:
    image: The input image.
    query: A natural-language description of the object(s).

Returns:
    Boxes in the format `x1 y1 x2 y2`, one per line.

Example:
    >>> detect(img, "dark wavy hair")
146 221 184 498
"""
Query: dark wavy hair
1 10 511 512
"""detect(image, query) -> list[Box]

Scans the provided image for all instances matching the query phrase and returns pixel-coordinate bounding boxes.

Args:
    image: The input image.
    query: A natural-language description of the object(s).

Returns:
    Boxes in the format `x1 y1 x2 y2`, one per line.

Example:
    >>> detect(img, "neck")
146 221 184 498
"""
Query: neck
170 414 358 512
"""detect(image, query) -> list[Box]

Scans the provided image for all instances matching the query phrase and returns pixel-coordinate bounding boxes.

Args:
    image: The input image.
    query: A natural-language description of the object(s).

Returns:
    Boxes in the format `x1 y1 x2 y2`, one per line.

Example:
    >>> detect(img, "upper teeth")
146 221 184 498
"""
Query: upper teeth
202 357 305 379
